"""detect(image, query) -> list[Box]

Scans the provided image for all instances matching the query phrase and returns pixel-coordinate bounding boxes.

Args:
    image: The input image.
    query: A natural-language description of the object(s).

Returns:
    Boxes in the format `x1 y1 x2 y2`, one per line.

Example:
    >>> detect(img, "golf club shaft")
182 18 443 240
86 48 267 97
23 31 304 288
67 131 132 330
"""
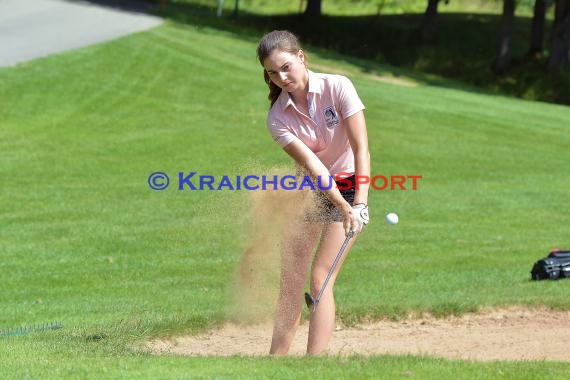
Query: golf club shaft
311 231 353 312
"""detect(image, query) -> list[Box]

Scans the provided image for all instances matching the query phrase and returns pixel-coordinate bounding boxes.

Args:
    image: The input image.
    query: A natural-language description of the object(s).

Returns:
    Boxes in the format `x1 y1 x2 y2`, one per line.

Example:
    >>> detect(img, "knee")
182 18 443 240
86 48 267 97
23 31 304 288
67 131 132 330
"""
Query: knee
310 268 331 295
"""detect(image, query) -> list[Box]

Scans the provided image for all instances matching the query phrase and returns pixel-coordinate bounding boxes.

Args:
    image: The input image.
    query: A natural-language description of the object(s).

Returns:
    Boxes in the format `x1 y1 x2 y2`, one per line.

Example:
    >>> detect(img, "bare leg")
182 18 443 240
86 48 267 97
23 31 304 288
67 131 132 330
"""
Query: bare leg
269 223 322 355
307 222 356 355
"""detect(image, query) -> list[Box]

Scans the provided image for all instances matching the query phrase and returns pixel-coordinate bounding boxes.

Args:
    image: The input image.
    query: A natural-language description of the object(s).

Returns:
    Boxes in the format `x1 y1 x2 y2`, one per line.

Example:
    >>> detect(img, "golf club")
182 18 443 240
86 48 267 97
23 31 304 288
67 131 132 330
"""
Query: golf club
305 231 354 312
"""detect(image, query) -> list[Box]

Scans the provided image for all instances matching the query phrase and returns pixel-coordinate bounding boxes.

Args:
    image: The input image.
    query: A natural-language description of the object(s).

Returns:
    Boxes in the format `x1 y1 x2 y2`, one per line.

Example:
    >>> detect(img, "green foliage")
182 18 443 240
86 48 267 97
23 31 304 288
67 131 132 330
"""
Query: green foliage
161 0 511 16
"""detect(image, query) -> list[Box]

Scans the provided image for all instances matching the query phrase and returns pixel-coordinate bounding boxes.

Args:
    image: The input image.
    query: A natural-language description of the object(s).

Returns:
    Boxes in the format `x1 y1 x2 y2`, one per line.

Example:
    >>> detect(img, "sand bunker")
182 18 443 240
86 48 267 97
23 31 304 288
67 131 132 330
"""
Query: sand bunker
149 308 570 361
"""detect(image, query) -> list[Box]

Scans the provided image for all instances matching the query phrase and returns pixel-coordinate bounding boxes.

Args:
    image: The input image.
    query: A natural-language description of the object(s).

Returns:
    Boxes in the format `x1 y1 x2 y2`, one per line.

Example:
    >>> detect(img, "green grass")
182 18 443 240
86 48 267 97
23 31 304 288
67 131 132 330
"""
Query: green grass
3 352 570 379
1 15 570 378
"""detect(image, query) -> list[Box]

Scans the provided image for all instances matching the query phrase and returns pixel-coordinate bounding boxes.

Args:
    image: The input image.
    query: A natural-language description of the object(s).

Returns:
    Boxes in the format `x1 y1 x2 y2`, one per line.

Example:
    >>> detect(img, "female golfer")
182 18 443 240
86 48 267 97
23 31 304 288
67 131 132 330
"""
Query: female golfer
257 30 371 355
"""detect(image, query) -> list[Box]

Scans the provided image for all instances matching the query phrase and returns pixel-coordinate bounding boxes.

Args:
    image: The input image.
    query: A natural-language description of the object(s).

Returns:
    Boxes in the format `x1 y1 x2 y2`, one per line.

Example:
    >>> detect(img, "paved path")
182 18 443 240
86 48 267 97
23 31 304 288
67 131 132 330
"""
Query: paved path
0 0 163 67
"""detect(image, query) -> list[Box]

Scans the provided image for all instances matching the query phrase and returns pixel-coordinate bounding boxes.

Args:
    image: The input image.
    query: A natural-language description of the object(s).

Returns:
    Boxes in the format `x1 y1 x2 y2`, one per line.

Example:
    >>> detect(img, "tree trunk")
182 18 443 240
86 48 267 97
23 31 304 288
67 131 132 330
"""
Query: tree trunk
492 0 516 75
547 0 570 71
420 0 440 42
233 0 239 17
304 0 321 16
528 0 547 59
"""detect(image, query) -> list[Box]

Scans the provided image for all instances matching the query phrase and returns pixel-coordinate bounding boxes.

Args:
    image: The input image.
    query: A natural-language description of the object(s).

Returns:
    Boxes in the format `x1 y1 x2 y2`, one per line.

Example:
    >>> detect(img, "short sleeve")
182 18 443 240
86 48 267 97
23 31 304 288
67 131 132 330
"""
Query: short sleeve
267 118 296 148
336 76 365 120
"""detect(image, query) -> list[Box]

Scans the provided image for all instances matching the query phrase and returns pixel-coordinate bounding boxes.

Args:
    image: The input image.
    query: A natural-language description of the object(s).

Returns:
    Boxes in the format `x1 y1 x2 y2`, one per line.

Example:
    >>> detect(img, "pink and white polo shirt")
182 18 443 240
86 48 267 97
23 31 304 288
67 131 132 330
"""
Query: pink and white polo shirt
267 71 365 177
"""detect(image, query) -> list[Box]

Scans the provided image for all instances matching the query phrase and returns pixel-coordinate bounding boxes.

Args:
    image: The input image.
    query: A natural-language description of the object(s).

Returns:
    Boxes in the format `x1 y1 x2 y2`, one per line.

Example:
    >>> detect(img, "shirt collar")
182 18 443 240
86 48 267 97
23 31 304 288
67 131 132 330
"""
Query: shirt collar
307 70 321 94
279 70 321 111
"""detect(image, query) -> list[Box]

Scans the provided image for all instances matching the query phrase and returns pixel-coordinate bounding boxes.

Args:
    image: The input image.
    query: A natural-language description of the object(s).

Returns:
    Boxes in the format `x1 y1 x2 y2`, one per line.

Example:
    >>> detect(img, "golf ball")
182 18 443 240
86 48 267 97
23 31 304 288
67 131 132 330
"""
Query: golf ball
386 212 399 225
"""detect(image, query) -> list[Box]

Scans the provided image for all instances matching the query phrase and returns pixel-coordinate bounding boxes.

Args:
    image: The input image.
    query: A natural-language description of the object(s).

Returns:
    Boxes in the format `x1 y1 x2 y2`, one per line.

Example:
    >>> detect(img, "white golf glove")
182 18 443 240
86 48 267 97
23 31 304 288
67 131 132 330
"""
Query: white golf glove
352 203 369 233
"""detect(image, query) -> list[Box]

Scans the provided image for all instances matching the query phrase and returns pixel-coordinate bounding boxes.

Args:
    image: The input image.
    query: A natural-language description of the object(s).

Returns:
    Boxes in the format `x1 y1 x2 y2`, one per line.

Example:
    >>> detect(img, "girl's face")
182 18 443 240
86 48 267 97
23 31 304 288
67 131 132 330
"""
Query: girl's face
263 49 308 95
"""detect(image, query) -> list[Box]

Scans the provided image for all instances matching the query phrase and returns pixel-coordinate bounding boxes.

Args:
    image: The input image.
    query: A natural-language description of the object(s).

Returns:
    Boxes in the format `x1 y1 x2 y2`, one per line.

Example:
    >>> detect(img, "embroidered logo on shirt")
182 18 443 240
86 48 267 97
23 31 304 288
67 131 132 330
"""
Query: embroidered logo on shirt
323 106 339 129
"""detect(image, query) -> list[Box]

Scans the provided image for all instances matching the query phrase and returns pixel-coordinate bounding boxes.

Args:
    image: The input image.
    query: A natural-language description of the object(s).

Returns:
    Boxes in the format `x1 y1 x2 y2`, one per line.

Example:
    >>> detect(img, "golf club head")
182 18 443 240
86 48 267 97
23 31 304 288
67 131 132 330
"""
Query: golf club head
304 292 314 309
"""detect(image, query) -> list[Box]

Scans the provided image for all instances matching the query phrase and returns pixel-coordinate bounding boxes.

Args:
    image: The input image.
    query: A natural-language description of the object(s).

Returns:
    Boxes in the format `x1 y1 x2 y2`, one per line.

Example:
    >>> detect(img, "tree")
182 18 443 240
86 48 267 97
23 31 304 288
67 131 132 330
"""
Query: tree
233 0 240 17
528 0 548 59
547 0 570 71
492 0 517 74
419 0 442 42
304 0 322 16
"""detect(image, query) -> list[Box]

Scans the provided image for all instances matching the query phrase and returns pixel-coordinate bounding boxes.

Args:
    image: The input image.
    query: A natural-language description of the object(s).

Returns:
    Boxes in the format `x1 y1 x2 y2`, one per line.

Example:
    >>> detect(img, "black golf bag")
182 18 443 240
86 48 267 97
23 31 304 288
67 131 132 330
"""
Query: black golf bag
530 249 570 280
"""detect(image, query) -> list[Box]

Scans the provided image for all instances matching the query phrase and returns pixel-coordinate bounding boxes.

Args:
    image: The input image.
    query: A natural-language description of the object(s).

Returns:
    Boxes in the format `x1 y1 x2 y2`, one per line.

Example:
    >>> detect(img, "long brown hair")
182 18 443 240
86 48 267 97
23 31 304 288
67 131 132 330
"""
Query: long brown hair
256 30 305 107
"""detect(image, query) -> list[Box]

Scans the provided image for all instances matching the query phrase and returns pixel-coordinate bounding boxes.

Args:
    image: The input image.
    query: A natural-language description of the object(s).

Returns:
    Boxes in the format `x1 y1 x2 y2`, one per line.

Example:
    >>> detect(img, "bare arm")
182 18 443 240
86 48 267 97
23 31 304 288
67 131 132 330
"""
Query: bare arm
345 110 370 205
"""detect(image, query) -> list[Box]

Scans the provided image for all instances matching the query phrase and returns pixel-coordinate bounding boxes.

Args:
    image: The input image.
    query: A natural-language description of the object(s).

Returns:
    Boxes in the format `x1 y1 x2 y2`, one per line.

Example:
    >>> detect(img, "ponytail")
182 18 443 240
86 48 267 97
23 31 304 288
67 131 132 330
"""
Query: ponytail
264 70 282 107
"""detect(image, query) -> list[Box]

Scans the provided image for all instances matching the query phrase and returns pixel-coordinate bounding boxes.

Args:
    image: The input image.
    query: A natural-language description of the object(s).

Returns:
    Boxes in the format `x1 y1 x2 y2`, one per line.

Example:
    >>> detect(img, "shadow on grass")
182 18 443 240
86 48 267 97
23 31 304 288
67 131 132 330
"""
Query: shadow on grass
98 1 570 105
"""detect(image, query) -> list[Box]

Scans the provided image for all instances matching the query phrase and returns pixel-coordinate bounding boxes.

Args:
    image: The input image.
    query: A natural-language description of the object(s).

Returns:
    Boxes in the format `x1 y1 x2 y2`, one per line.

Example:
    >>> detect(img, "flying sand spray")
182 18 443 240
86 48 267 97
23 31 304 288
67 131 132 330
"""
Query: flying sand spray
232 165 400 319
